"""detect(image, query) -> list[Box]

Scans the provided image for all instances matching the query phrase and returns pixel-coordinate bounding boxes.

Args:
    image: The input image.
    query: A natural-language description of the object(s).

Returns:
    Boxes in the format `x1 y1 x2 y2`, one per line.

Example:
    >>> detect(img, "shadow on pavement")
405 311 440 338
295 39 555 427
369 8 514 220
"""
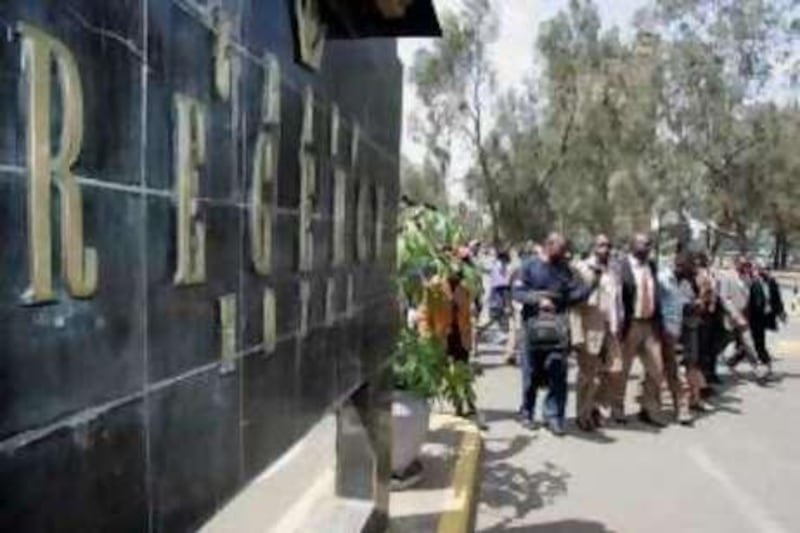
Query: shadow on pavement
481 408 523 424
767 370 800 383
566 425 617 443
482 434 537 462
480 460 570 521
388 513 441 533
482 518 617 532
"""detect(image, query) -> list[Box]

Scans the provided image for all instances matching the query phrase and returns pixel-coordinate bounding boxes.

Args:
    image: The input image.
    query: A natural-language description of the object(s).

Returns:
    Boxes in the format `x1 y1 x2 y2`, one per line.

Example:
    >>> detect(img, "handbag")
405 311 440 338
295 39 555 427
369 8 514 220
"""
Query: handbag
526 312 570 349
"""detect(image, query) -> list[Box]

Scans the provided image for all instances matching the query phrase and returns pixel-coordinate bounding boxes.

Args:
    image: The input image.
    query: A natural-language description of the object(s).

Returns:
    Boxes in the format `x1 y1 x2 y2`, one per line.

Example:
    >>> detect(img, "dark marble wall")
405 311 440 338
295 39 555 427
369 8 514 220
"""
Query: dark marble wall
0 1 400 531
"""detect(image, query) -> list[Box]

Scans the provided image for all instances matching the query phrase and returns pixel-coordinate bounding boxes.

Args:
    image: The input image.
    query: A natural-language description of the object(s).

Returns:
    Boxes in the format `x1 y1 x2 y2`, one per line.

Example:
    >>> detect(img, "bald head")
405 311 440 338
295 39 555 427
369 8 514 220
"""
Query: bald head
594 234 611 263
544 232 568 262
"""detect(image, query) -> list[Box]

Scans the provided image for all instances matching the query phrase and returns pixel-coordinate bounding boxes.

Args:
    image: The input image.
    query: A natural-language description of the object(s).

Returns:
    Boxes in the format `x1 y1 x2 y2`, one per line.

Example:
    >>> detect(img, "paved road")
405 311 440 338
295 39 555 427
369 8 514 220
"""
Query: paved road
473 319 800 533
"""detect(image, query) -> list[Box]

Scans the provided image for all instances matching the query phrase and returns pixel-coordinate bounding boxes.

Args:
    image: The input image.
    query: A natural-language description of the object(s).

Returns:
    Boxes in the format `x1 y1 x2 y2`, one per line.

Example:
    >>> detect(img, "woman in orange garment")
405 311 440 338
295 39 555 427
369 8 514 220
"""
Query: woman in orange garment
416 259 475 415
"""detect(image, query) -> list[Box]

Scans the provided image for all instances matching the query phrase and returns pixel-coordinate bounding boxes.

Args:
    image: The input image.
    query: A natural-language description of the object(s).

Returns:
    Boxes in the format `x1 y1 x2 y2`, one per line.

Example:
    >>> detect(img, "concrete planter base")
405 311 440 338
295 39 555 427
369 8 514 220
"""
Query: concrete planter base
391 390 431 474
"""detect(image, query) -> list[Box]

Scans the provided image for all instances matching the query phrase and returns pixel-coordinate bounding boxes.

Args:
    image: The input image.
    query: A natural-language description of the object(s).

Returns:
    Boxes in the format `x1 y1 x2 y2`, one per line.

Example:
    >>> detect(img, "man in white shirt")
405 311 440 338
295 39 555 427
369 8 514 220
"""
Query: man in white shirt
719 257 763 378
613 233 666 427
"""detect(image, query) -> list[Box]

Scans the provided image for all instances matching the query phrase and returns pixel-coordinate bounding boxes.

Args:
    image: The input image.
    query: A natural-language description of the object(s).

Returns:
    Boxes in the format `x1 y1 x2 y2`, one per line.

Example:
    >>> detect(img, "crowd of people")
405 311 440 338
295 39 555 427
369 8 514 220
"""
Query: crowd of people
414 231 787 437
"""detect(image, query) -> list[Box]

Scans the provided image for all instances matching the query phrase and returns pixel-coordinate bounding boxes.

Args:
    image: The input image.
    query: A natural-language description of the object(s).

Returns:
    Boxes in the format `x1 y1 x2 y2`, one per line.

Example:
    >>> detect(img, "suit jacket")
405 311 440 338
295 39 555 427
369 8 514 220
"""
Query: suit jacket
619 256 662 337
749 275 785 330
768 276 785 323
570 258 623 354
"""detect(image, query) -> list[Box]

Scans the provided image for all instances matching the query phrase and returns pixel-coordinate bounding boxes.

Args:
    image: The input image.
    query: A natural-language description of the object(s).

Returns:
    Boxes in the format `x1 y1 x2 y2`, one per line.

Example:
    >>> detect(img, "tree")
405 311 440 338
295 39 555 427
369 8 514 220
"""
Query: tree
410 0 504 242
645 0 800 251
406 0 799 257
400 156 447 208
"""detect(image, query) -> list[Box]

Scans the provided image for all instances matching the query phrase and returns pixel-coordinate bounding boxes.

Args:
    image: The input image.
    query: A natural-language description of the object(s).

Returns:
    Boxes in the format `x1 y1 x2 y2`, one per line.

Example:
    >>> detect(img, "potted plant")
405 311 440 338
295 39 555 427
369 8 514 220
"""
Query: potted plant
391 204 479 488
391 328 441 482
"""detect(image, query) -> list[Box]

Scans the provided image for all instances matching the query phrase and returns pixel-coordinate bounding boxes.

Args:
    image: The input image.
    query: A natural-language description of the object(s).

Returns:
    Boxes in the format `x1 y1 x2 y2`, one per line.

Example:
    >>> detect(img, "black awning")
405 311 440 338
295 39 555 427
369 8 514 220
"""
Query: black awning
324 0 442 38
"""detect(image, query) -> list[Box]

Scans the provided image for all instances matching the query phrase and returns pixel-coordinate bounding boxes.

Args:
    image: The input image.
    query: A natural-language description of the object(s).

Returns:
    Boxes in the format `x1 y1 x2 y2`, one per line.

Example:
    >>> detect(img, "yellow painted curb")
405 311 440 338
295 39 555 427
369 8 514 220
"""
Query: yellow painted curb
435 415 483 533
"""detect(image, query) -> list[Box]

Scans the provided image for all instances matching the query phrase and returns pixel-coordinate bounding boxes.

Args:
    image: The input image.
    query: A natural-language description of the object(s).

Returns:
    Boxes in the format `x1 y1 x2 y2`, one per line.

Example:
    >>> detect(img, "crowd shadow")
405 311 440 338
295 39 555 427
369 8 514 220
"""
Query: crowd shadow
482 433 537 462
566 425 617 443
763 370 800 385
479 460 570 521
481 518 617 532
480 408 522 424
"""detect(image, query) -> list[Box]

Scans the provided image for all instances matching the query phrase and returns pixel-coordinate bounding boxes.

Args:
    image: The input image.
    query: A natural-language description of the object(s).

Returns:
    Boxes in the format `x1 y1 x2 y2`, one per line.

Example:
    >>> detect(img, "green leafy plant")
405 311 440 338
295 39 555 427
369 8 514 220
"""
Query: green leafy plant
439 359 477 415
392 328 477 410
394 204 478 410
392 328 446 400
397 205 481 302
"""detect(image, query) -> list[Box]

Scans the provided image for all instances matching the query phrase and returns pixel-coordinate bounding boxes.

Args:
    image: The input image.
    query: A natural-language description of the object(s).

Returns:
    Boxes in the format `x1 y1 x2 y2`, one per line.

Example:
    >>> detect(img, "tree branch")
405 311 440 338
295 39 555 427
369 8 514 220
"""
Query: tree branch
539 91 578 188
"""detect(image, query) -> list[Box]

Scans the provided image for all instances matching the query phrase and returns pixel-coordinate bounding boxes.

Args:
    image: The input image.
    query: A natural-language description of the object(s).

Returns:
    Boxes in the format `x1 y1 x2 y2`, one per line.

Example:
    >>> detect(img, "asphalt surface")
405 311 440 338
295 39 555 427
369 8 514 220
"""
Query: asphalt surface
473 313 800 532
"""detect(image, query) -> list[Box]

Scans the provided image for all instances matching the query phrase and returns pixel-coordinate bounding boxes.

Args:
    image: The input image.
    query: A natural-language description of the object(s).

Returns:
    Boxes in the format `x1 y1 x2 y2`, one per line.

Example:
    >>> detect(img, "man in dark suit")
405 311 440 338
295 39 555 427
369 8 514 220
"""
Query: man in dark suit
613 233 666 427
749 262 786 376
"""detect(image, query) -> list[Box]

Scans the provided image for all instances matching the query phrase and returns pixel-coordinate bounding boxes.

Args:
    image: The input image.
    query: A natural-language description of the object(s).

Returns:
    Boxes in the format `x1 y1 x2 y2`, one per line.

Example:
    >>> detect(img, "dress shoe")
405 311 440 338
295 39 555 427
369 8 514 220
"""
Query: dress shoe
690 401 714 413
547 418 566 437
518 410 536 430
591 408 604 428
700 386 716 399
638 410 667 428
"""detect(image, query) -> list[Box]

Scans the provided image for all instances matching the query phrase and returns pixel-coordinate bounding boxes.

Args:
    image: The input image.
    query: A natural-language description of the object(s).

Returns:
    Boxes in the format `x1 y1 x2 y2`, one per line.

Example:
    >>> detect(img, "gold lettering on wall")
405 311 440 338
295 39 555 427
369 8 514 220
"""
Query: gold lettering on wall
356 179 370 262
374 185 384 261
346 274 355 317
212 8 234 100
298 87 315 272
325 278 335 325
299 279 310 336
351 124 365 263
376 0 414 19
173 94 207 285
293 0 327 70
263 288 276 353
249 54 281 275
218 294 237 371
351 123 360 171
18 23 98 304
331 105 346 266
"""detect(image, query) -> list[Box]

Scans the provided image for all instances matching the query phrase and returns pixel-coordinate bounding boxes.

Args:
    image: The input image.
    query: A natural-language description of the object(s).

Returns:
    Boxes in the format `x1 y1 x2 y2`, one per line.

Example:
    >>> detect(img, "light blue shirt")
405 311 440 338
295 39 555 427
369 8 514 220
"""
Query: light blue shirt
658 269 688 339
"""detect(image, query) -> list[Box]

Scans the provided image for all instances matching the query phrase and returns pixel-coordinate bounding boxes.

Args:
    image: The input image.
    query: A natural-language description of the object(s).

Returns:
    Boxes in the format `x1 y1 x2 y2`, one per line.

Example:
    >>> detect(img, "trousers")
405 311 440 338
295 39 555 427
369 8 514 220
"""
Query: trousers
750 321 772 365
520 329 567 423
614 320 663 416
576 332 622 422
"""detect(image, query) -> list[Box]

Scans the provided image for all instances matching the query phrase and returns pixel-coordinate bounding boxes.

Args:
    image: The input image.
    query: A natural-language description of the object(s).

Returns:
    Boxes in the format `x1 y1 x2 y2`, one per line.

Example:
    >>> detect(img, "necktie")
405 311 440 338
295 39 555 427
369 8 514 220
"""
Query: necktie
641 269 653 318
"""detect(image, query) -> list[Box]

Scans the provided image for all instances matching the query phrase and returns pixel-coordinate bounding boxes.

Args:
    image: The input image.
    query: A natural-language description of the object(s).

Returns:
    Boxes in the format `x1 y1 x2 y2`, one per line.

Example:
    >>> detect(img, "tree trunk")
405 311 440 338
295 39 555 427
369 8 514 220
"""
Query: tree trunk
709 230 722 262
654 211 662 261
773 229 781 270
734 221 748 254
476 145 501 245
774 228 789 270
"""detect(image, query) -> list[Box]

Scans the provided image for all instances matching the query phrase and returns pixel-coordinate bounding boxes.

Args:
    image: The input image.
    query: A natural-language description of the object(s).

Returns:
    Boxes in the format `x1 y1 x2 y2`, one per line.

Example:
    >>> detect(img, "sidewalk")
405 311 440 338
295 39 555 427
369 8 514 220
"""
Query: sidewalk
389 413 482 533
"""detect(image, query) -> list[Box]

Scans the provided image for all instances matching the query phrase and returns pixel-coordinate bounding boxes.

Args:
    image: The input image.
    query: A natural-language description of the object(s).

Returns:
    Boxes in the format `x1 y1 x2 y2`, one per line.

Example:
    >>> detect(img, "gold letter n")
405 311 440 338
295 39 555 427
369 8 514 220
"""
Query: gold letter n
19 23 97 304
